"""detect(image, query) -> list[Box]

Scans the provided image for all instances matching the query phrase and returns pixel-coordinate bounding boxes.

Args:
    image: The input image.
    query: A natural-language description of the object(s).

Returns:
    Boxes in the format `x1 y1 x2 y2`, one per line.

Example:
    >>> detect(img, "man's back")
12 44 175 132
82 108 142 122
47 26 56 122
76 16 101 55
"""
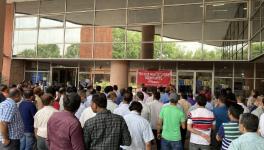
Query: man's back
148 100 163 129
160 105 185 141
19 100 37 133
47 111 85 150
228 132 264 150
124 112 154 150
83 110 131 150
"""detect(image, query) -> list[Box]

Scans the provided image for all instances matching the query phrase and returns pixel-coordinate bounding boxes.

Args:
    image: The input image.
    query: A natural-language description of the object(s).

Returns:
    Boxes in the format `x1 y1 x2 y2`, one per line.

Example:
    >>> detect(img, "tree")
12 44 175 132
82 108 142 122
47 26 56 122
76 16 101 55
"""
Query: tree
17 44 61 58
65 44 80 58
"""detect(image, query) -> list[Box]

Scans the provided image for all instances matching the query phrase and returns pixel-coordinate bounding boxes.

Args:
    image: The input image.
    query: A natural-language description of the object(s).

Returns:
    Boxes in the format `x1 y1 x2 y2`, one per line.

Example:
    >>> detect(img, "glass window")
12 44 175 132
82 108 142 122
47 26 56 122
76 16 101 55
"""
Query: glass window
126 43 140 59
38 62 50 71
165 0 202 5
66 0 94 12
234 63 254 78
95 27 125 42
256 63 264 78
251 33 261 59
164 5 203 23
112 43 125 59
256 79 264 94
15 17 38 29
252 9 261 36
64 44 80 58
214 78 233 95
214 62 233 77
25 61 37 70
25 72 37 83
79 44 93 58
128 9 161 24
38 29 64 44
163 23 202 41
40 0 65 14
95 10 126 26
37 44 63 58
93 43 113 58
40 15 64 28
178 62 213 70
66 11 94 27
13 44 36 58
15 1 39 15
65 28 81 43
128 0 161 7
14 30 38 44
79 62 93 72
234 78 253 97
206 2 247 20
96 0 126 10
79 73 91 82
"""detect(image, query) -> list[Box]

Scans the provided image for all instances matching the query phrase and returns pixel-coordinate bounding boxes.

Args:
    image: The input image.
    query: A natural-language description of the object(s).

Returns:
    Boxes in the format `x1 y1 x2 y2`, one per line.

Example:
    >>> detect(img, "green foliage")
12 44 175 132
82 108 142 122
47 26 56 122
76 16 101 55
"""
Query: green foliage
17 44 61 58
95 80 110 91
65 44 80 58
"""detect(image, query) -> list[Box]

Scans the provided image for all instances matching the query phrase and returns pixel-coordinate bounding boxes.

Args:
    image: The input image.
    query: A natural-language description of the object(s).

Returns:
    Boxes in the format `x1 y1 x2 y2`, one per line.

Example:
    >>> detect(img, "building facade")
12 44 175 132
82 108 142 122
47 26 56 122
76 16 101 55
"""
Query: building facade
0 0 264 97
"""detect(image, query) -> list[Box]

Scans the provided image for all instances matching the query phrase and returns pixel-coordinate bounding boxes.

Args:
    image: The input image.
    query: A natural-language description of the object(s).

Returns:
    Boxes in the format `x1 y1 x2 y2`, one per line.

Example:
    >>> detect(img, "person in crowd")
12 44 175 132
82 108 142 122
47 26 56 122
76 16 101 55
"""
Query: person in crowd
259 111 264 137
157 93 186 150
213 95 229 132
124 101 154 150
75 90 89 119
187 92 196 106
145 88 154 104
0 84 8 103
58 87 66 111
247 89 259 110
79 106 96 127
83 93 131 149
141 86 149 102
228 113 264 150
45 86 59 110
147 91 163 150
86 87 96 107
106 91 118 113
251 96 264 118
115 88 125 105
187 94 215 150
34 94 58 150
113 85 119 96
47 93 85 150
96 85 101 94
19 88 37 150
225 88 237 107
114 92 133 117
135 92 151 122
160 87 170 104
216 104 244 150
237 95 249 113
104 85 113 97
0 88 24 150
33 87 43 110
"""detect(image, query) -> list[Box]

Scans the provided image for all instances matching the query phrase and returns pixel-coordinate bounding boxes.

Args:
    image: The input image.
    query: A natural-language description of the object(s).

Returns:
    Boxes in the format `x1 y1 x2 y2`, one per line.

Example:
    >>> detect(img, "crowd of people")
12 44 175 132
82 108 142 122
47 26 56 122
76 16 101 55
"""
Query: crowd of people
0 82 264 150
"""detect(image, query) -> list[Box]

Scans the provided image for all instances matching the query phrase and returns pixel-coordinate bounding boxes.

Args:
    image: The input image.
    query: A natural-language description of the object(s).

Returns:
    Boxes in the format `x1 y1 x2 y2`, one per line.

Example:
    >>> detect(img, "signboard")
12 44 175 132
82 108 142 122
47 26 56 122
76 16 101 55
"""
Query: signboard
137 70 172 87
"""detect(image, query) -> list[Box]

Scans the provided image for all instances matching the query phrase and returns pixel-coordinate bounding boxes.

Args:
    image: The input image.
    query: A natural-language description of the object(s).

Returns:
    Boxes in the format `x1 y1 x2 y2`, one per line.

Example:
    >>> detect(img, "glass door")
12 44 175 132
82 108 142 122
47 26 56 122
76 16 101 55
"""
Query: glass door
178 72 194 96
196 72 213 95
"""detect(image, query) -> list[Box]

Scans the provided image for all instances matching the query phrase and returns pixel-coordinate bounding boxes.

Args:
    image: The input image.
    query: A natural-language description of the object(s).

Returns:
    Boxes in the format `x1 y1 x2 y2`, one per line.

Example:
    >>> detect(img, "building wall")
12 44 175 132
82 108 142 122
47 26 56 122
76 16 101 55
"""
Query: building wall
10 59 24 85
0 1 6 75
2 4 13 84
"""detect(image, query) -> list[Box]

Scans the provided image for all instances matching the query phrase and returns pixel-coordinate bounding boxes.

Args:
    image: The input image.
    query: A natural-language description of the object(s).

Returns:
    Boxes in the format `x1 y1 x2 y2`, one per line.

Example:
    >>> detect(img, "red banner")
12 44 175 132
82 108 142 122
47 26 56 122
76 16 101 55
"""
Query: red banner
137 70 172 87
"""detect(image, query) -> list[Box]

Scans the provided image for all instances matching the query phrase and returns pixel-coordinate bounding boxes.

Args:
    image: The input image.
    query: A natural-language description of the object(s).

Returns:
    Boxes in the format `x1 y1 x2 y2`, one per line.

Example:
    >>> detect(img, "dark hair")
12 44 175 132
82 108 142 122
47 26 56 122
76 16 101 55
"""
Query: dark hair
123 92 133 103
59 87 66 94
9 88 21 99
66 86 77 93
46 86 56 97
136 92 144 101
129 101 143 113
104 86 113 94
196 94 207 107
96 86 101 92
229 104 244 120
240 113 259 132
119 88 126 96
153 92 160 100
92 93 107 108
78 89 86 98
179 92 187 99
41 94 54 106
63 93 81 112
33 87 42 96
113 85 118 91
142 87 147 92
23 88 34 99
158 86 165 93
218 95 226 103
127 87 133 93
0 84 8 92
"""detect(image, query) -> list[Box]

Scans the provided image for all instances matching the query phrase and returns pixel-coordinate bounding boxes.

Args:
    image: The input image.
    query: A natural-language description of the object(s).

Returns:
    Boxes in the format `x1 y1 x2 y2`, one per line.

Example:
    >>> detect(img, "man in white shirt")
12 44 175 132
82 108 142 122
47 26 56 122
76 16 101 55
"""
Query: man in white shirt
136 92 151 122
34 94 58 150
106 92 118 113
79 106 96 127
259 113 264 137
114 92 133 117
124 101 154 150
75 90 89 119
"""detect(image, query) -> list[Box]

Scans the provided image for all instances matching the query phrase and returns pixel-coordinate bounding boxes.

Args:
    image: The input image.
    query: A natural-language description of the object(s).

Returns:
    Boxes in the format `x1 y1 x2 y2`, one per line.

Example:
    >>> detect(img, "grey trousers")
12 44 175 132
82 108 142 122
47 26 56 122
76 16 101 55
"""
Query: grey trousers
0 139 20 150
189 143 210 150
36 136 48 150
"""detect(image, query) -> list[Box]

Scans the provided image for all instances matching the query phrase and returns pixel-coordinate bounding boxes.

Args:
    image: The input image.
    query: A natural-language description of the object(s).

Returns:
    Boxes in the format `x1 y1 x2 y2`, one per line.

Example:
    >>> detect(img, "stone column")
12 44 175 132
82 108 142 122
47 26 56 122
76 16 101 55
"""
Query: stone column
141 25 155 59
0 0 6 74
110 60 128 89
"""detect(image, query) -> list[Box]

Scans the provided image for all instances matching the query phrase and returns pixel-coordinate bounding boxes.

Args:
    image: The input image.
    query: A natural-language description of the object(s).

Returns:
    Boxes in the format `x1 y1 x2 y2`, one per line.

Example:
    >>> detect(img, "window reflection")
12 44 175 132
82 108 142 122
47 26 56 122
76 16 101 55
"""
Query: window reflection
38 29 64 44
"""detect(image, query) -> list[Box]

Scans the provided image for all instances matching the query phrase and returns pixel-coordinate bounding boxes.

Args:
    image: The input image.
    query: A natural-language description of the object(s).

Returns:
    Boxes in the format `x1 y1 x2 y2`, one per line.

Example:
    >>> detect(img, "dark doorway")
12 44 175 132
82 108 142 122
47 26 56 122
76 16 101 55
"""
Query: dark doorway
52 68 77 86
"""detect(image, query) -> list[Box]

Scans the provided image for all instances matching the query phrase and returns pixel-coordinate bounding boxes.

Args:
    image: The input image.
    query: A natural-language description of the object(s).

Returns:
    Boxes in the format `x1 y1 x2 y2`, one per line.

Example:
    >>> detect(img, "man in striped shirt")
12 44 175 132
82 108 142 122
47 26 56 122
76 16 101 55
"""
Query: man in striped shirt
187 94 215 150
216 104 244 150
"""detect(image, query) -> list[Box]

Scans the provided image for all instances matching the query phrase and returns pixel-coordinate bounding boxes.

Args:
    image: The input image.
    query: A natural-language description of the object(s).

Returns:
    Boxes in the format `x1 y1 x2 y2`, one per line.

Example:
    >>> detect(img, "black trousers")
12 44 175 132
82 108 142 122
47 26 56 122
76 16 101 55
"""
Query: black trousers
152 129 161 150
0 139 20 150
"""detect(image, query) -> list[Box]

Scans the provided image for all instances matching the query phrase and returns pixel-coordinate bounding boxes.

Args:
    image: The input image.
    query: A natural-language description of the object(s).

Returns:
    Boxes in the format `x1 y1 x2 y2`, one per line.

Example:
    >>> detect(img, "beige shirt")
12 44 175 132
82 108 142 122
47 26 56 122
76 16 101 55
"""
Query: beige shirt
107 99 118 113
34 106 58 138
147 100 163 129
178 99 191 115
79 107 96 127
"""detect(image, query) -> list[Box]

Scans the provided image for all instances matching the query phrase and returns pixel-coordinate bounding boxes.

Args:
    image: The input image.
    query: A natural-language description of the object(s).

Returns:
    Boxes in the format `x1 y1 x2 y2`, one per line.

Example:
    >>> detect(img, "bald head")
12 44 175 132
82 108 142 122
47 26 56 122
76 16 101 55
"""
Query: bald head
9 88 21 103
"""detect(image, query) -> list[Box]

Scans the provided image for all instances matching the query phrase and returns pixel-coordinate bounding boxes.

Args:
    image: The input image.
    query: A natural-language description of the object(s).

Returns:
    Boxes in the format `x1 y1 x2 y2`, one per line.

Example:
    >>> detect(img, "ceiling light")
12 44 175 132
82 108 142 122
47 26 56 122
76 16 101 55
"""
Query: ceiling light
213 3 225 7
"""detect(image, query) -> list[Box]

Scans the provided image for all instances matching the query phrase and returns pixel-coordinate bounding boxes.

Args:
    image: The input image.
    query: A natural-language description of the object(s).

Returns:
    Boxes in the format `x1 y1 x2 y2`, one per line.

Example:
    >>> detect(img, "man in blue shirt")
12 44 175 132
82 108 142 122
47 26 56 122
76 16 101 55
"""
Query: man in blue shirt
0 88 24 150
213 95 229 132
19 88 37 150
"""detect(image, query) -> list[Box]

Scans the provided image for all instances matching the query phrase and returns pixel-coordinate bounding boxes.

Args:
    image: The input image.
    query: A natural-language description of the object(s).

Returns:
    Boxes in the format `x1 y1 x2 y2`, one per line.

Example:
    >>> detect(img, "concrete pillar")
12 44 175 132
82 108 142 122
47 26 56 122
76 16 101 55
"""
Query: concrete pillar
110 60 128 89
141 25 155 59
0 0 6 74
